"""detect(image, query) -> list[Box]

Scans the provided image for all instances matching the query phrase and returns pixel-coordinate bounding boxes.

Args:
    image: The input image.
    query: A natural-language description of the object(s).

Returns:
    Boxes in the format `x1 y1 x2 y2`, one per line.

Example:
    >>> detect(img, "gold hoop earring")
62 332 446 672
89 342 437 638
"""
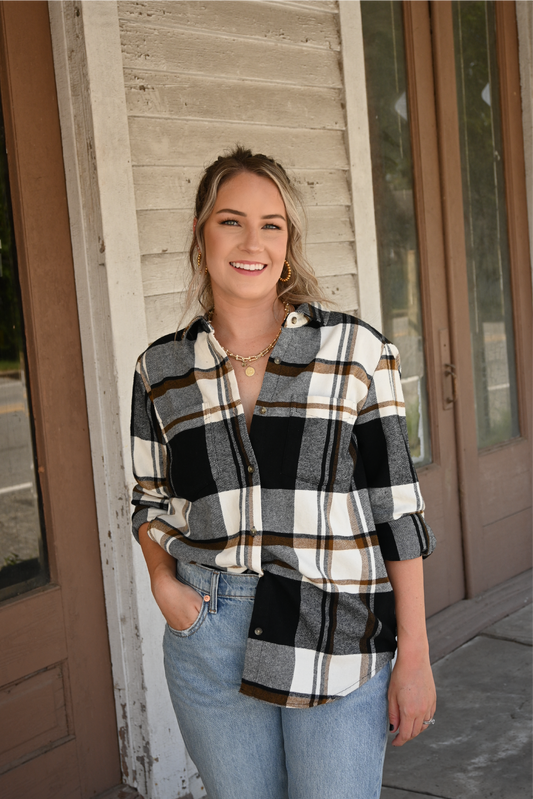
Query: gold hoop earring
279 259 291 283
198 251 208 275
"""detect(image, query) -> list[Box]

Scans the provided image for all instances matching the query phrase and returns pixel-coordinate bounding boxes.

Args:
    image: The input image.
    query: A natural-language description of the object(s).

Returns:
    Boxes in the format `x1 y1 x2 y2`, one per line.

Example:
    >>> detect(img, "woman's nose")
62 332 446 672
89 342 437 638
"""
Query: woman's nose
241 227 262 252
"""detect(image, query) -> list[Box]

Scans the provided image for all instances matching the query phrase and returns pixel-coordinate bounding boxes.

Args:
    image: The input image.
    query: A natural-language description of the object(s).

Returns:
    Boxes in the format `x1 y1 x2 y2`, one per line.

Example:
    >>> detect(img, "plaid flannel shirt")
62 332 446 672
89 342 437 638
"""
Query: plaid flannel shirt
131 303 436 708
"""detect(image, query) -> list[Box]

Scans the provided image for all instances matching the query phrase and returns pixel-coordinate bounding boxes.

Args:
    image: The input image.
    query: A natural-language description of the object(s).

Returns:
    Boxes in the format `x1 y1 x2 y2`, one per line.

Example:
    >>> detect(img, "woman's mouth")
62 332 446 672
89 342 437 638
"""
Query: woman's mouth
230 261 267 273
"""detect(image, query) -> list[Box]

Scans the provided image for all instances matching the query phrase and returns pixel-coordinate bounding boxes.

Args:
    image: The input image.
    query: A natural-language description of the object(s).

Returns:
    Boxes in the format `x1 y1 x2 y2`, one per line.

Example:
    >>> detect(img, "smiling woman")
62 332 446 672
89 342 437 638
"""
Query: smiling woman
130 146 437 799
184 146 326 320
199 173 290 411
202 172 288 296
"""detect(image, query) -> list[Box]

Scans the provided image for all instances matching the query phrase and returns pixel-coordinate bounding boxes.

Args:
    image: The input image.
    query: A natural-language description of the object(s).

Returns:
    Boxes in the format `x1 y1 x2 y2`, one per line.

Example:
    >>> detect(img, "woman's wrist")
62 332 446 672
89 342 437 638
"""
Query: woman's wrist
395 635 430 665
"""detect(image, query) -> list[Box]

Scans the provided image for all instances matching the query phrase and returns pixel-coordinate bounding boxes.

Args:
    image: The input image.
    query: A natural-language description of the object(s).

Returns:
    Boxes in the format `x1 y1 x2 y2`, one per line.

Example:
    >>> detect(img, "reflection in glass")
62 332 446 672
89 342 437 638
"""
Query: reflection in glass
0 98 48 601
361 0 431 466
453 1 519 448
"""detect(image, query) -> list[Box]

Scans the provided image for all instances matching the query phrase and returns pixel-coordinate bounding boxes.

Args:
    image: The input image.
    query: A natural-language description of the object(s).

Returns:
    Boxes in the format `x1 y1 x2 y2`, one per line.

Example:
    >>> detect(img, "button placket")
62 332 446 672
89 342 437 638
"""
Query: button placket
205 327 264 564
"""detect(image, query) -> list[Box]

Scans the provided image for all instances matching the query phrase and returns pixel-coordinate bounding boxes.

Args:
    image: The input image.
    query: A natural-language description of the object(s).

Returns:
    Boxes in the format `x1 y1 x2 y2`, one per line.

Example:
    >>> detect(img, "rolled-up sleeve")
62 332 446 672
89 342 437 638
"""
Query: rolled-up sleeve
130 356 172 543
353 341 436 561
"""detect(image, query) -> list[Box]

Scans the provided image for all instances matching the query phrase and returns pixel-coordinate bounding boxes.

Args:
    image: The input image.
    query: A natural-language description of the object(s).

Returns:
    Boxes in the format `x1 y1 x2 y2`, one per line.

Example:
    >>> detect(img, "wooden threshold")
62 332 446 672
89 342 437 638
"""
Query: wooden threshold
94 786 144 799
95 786 198 799
427 568 532 663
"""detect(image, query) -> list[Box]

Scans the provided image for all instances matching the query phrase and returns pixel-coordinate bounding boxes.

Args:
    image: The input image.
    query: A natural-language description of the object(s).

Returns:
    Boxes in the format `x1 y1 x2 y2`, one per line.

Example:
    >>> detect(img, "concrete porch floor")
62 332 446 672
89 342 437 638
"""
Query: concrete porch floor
381 601 532 799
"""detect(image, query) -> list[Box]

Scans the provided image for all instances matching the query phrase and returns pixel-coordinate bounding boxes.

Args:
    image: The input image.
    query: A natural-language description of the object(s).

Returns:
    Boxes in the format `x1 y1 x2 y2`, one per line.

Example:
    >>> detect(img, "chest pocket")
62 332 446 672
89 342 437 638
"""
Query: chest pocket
164 403 219 502
282 395 357 491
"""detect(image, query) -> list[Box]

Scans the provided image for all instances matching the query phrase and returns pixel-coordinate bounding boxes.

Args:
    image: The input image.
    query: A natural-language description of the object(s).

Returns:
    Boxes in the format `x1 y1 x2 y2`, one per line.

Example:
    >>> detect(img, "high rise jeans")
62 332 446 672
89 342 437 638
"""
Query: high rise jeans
163 561 390 799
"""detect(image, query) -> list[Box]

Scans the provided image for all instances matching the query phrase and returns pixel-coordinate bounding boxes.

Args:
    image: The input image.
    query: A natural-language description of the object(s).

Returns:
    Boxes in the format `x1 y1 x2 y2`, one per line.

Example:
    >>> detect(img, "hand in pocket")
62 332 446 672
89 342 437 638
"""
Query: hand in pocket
152 572 204 631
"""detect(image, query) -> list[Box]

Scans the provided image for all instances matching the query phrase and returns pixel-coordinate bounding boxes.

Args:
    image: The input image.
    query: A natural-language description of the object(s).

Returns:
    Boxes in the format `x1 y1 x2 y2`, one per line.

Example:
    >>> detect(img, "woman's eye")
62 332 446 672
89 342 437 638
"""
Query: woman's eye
219 219 281 230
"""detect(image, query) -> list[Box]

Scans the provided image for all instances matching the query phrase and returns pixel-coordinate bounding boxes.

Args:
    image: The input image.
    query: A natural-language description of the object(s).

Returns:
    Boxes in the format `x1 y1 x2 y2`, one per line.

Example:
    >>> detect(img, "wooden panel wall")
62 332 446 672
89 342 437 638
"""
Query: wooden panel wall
118 0 357 342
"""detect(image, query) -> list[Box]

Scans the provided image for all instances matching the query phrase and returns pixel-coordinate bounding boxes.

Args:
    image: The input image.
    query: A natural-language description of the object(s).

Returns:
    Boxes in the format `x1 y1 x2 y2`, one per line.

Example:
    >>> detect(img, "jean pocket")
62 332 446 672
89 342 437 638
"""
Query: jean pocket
166 585 208 638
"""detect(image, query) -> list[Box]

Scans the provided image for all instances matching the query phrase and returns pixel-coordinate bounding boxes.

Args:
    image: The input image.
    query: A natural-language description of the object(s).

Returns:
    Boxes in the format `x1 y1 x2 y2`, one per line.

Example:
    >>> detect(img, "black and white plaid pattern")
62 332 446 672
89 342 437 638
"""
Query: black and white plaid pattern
131 304 436 708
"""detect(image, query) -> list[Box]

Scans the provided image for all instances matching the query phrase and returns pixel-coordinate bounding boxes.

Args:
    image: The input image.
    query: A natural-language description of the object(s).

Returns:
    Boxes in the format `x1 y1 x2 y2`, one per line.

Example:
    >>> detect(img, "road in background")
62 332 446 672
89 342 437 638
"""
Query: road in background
0 374 41 566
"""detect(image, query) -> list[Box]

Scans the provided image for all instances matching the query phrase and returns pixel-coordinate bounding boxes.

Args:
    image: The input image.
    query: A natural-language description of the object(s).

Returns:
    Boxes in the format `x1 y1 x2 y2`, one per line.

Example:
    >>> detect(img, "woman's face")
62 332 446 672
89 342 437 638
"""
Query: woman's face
201 171 289 307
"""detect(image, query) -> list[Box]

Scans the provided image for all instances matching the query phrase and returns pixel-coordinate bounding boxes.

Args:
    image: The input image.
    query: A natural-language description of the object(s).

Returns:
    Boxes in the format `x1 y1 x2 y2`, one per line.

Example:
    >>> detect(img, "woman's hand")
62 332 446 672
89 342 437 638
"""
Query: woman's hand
137 522 204 631
384 556 437 746
388 650 436 746
151 569 204 632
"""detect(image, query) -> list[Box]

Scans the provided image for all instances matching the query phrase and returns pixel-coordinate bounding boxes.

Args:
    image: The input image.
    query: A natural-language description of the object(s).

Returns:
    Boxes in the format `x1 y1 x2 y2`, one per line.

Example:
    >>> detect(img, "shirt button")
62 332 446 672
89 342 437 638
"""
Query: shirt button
259 407 266 415
254 627 263 636
250 526 257 536
274 358 281 365
247 465 254 474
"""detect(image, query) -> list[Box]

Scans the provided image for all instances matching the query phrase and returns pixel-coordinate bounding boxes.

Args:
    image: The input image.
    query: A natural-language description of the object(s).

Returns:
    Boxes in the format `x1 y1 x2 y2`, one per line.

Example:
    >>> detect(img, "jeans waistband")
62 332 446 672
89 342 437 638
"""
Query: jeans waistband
176 561 259 603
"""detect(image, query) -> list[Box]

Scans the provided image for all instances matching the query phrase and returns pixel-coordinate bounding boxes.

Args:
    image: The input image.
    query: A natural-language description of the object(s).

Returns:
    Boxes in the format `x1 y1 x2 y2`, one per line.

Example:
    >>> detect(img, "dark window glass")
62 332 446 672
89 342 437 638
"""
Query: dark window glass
0 96 48 601
453 0 519 448
361 0 431 466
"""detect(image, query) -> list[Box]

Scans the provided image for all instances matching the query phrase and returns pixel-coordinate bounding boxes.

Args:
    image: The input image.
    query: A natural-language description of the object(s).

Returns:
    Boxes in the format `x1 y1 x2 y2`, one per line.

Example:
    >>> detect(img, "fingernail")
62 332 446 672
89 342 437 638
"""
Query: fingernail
389 724 394 732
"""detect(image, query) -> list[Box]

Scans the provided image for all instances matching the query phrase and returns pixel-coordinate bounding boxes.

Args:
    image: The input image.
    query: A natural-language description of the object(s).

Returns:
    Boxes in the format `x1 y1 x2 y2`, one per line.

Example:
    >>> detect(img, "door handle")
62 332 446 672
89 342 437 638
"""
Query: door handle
439 329 457 410
444 363 458 404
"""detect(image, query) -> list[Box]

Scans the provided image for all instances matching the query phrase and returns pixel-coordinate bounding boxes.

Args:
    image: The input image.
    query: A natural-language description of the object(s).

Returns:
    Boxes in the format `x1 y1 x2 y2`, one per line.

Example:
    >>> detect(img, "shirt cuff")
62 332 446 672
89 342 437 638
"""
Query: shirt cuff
131 506 150 543
377 513 436 561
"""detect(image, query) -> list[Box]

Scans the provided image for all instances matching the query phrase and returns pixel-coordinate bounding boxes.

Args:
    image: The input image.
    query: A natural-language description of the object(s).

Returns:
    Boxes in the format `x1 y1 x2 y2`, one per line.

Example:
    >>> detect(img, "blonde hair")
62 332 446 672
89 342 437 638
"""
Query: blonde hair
183 146 327 318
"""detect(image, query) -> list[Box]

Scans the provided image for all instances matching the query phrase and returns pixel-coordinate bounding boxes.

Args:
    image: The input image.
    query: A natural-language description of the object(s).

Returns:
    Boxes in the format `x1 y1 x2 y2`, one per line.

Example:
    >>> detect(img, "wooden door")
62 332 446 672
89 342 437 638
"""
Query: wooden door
403 1 467 615
360 0 531 613
360 1 466 617
429 0 532 598
0 4 120 797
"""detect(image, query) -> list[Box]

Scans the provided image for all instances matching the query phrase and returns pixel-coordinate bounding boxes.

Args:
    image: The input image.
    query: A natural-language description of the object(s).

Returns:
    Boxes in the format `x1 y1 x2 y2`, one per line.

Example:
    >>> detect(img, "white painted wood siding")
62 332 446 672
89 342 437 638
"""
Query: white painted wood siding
118 0 358 342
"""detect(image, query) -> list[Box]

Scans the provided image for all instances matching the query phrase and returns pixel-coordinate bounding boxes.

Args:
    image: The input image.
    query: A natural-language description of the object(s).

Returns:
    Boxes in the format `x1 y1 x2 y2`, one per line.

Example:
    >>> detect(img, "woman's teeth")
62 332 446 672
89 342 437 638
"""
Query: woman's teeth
230 262 266 271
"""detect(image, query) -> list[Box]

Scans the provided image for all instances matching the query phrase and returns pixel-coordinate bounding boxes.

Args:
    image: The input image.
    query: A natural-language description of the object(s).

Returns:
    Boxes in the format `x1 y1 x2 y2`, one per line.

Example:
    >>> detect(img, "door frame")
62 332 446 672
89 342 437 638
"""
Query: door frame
400 0 466 615
0 2 120 794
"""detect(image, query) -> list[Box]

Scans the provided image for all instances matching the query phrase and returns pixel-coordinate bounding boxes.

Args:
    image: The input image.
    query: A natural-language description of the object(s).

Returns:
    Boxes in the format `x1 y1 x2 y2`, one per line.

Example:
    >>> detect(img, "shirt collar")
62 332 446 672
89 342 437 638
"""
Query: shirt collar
291 302 329 327
184 302 328 339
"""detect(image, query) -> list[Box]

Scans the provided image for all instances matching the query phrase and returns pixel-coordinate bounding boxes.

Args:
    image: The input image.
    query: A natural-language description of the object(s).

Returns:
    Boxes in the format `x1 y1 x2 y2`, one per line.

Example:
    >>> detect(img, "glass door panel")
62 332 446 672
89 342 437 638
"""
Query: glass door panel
452 0 519 449
0 99 47 601
360 0 431 466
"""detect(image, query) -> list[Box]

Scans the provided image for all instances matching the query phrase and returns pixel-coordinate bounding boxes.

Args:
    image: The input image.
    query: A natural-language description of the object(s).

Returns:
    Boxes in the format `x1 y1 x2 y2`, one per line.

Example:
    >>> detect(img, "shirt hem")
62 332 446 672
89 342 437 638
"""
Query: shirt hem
239 652 394 708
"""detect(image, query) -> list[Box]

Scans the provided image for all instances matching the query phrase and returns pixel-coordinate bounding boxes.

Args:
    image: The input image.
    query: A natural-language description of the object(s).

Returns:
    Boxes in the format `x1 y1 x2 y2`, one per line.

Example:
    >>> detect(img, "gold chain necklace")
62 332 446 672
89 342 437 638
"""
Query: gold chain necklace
210 302 291 377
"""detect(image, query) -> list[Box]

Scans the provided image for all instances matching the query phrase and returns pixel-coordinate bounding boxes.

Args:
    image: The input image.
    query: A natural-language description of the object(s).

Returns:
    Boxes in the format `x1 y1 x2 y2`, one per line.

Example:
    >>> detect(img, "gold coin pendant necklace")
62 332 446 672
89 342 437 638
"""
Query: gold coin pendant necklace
210 302 291 377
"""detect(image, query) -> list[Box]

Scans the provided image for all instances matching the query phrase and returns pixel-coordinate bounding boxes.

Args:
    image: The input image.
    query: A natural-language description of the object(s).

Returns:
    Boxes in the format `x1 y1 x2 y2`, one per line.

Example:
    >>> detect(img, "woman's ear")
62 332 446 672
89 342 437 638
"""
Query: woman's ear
193 218 197 234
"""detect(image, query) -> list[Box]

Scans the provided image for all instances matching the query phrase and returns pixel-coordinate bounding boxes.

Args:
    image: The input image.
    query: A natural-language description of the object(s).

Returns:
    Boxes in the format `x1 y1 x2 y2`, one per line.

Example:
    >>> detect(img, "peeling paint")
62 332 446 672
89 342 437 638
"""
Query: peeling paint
118 703 131 780
133 736 157 787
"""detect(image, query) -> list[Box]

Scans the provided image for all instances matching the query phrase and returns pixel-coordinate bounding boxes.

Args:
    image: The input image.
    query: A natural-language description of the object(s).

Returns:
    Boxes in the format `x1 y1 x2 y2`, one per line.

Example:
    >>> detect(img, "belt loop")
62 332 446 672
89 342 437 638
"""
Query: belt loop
209 571 219 614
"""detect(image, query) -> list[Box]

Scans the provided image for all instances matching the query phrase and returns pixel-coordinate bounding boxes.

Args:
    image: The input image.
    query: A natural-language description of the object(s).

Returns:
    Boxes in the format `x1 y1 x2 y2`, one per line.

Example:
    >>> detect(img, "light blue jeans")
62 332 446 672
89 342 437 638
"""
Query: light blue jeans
163 562 390 799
